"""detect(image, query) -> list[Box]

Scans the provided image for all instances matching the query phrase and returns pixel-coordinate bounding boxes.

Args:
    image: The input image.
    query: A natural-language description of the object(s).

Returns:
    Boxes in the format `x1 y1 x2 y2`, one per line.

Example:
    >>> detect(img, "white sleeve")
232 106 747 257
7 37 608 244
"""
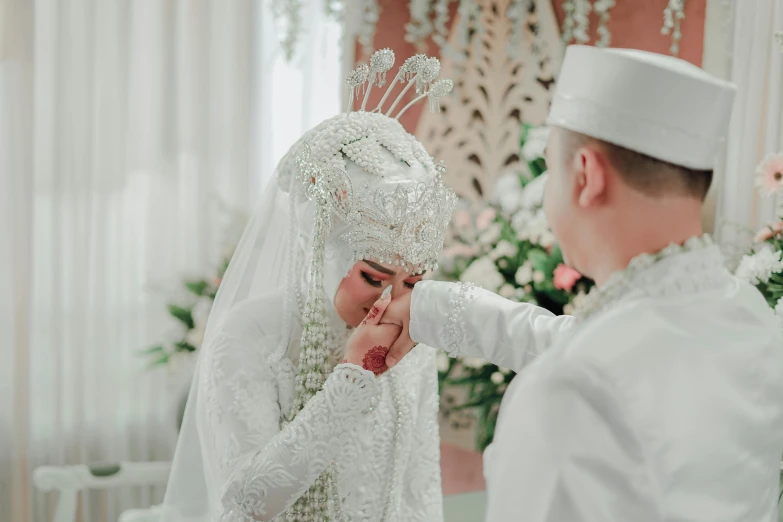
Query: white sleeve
197 326 380 522
399 346 444 522
409 280 575 372
483 362 658 522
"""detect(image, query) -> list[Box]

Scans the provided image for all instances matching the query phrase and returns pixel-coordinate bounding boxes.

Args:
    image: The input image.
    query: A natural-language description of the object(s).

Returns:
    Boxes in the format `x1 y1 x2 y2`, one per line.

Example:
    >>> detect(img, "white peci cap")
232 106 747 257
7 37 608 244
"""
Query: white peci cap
546 45 737 170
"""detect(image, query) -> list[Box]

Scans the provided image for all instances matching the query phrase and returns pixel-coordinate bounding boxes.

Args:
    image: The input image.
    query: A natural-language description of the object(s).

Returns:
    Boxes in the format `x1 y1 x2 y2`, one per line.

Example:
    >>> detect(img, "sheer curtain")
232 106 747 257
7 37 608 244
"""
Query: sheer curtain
0 1 341 521
714 0 783 260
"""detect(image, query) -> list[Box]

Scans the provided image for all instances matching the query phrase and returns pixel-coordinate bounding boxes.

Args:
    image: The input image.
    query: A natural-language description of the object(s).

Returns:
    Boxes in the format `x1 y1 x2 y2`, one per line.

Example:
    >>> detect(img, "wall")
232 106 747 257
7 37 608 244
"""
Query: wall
360 0 707 137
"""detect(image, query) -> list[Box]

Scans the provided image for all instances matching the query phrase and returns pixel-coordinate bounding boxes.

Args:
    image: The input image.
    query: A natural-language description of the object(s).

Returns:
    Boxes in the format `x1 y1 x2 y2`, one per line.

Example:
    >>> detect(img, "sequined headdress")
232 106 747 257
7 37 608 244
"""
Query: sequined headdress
278 49 456 520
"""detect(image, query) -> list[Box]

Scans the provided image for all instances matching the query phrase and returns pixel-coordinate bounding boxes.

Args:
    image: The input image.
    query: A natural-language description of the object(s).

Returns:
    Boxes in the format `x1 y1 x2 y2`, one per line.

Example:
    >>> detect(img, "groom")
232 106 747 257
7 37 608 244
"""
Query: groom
379 46 783 520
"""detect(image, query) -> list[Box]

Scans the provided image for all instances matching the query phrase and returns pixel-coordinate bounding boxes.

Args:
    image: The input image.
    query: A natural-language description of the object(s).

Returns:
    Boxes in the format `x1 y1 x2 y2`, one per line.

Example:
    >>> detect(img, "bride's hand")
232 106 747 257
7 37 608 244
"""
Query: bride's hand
343 286 401 376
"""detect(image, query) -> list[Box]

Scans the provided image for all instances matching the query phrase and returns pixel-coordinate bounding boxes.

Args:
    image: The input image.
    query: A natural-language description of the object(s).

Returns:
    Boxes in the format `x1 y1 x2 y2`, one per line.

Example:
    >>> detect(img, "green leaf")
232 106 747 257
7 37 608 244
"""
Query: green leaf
168 305 195 329
527 158 547 178
146 352 171 368
450 397 502 411
175 340 198 353
519 122 532 149
528 249 549 273
185 280 210 297
140 345 164 355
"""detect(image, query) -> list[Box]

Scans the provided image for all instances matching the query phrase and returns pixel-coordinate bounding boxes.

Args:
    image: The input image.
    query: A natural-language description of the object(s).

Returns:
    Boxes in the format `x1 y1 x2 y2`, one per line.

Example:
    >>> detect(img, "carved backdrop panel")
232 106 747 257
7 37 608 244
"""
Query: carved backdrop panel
415 0 563 200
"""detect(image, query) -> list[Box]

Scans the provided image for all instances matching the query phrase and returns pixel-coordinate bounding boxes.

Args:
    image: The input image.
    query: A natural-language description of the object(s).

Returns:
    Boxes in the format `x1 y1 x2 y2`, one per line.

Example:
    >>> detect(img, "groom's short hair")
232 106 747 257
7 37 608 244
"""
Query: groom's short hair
561 130 713 201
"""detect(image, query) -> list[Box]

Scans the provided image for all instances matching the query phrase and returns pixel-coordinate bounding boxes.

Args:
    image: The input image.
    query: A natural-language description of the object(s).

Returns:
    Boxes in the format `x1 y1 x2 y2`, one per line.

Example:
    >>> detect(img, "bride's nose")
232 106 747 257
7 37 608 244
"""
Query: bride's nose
388 281 410 300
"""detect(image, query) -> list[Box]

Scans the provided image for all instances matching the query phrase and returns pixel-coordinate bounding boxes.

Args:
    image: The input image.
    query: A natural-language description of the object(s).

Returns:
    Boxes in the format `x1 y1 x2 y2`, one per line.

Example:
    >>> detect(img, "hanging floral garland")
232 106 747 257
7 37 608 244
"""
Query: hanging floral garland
561 0 576 44
357 0 381 60
662 0 686 56
406 0 434 50
572 0 592 44
593 0 616 48
432 0 456 48
272 1 692 64
507 0 534 58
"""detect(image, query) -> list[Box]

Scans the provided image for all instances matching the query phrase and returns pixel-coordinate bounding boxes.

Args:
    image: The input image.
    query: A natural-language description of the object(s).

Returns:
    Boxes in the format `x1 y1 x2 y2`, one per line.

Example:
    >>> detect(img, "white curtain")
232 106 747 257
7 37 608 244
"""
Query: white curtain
715 0 783 262
0 1 341 521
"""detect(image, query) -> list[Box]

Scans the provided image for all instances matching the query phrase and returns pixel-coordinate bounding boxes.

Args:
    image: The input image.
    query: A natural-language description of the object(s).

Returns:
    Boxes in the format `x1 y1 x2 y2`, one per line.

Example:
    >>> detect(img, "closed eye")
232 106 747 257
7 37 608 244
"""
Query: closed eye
360 271 383 288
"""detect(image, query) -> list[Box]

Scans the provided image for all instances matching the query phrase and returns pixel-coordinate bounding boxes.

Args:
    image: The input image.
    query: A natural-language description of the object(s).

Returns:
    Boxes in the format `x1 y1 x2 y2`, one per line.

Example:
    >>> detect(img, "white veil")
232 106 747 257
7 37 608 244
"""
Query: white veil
160 50 457 521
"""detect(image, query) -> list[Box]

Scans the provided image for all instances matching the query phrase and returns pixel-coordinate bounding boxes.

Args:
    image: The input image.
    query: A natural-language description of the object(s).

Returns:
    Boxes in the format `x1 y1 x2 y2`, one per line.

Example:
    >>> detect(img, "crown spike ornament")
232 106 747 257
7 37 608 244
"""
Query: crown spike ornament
344 49 447 120
361 48 396 110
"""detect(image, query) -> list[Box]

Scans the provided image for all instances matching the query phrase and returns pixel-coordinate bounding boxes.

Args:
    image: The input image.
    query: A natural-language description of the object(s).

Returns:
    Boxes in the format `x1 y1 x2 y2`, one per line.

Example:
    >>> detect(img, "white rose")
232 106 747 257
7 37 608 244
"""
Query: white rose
572 291 588 309
478 222 503 246
521 126 550 162
511 209 534 239
493 172 526 215
437 351 450 372
460 257 505 292
499 367 511 375
185 326 205 348
514 262 533 285
462 357 486 369
490 372 505 385
520 172 548 210
491 240 518 260
563 303 574 315
526 210 551 243
533 270 546 283
736 248 783 285
539 231 556 248
499 284 516 298
191 298 213 329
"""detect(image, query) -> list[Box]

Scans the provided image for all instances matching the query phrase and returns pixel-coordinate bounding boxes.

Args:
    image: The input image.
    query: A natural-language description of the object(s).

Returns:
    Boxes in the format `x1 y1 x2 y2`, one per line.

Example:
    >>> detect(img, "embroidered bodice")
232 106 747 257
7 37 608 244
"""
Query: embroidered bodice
197 294 443 522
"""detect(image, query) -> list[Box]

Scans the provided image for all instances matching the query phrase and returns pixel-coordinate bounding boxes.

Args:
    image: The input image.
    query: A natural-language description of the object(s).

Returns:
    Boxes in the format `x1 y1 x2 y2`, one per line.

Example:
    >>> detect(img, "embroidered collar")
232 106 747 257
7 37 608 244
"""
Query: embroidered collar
575 235 728 322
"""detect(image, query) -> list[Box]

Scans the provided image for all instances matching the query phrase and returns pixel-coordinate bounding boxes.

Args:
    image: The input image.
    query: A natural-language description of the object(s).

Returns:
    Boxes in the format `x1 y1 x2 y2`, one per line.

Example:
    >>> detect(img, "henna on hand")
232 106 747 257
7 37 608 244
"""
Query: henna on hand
361 305 382 325
362 345 390 376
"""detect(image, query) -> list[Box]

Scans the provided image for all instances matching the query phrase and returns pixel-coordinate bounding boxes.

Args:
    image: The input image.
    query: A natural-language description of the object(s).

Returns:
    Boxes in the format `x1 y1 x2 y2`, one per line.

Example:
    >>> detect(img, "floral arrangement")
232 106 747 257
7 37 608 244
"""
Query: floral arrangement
436 123 594 451
735 153 783 314
142 258 229 369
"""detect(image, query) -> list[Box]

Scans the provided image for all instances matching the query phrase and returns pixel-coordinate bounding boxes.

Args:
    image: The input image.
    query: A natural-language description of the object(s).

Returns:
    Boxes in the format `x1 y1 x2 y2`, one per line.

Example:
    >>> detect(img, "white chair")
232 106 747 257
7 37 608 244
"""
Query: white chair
33 461 170 522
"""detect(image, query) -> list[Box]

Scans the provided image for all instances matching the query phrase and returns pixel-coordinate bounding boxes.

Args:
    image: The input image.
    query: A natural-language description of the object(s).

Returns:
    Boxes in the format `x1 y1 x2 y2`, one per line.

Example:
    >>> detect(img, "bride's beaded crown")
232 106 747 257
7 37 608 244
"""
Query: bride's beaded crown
279 49 457 274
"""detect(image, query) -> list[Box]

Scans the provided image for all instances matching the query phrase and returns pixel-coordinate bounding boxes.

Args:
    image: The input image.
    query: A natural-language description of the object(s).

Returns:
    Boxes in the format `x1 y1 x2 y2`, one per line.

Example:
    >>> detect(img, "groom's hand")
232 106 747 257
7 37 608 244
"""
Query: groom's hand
380 290 416 368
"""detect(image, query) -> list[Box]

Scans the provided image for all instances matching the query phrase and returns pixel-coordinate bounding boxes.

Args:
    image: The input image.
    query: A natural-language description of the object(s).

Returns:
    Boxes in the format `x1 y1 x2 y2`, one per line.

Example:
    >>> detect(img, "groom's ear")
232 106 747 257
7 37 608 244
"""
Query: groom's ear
574 144 609 209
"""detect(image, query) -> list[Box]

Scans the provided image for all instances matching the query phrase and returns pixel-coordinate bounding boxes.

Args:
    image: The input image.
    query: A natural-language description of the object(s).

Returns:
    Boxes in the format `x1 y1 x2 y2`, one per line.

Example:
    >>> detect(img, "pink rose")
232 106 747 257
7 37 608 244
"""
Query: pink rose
453 210 471 229
755 221 783 242
756 153 783 196
442 244 479 259
553 264 582 291
475 208 497 232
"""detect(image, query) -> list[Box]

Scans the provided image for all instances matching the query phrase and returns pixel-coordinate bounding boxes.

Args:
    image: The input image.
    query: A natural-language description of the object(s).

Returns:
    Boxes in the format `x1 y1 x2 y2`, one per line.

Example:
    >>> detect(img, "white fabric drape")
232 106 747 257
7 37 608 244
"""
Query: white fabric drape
0 1 341 521
715 0 783 261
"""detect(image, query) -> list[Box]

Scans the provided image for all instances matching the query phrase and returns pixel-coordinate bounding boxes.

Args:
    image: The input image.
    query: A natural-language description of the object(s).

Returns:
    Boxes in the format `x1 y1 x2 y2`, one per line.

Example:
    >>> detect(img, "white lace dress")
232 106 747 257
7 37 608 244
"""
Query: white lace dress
196 294 443 522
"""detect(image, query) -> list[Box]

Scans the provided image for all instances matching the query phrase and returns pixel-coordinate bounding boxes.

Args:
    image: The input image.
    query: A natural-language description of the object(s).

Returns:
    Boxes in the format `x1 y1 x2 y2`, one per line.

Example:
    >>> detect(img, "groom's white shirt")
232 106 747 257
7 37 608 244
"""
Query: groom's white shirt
411 239 783 521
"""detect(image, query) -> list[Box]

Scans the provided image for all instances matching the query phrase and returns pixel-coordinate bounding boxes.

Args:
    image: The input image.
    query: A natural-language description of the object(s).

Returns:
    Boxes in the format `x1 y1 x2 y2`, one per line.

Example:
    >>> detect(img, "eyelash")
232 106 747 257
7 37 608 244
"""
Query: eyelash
360 271 382 288
360 271 417 289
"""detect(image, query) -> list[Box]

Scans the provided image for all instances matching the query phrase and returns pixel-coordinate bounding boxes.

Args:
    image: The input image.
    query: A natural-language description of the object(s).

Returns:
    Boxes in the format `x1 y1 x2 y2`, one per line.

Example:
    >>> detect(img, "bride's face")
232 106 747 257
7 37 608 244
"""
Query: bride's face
334 260 424 328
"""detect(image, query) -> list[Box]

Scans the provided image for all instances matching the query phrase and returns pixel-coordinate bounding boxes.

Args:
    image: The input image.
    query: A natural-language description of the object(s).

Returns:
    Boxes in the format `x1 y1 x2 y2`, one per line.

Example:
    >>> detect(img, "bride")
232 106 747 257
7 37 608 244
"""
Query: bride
159 50 457 522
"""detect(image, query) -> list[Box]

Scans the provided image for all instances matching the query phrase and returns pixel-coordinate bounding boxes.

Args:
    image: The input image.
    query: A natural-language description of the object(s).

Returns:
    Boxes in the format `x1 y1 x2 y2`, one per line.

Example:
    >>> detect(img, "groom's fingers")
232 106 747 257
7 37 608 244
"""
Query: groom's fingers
361 285 393 326
386 323 415 368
